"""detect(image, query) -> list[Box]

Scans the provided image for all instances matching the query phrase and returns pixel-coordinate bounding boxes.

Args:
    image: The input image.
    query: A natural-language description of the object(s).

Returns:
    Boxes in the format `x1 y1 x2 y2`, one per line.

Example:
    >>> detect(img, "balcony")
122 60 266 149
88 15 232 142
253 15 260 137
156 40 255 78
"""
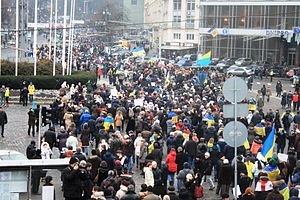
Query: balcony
172 22 181 28
185 22 195 29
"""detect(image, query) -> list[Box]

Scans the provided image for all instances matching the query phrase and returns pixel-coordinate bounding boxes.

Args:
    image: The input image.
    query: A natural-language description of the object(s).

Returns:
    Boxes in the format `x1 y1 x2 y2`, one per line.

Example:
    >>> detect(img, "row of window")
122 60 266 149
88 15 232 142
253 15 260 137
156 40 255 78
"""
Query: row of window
174 0 195 11
173 33 195 40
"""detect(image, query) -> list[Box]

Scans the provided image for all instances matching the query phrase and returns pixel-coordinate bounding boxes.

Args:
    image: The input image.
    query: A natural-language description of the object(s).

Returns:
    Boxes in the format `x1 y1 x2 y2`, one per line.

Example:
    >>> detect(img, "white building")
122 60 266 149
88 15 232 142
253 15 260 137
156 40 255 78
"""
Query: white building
144 0 200 58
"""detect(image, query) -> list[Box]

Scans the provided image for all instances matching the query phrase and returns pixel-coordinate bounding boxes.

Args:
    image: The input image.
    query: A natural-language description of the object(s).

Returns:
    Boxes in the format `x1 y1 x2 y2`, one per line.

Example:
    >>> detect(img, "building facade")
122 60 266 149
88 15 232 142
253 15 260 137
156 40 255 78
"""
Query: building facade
123 0 145 24
199 1 300 66
144 0 200 58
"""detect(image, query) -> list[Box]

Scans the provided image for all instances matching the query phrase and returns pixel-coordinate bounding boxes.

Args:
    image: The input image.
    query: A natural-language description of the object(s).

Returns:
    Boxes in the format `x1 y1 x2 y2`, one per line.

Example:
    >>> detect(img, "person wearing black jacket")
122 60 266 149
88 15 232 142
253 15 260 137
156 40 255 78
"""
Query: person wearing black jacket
121 184 140 200
61 157 85 200
167 186 180 200
43 127 56 149
175 147 188 174
26 140 37 159
184 134 197 169
0 106 7 137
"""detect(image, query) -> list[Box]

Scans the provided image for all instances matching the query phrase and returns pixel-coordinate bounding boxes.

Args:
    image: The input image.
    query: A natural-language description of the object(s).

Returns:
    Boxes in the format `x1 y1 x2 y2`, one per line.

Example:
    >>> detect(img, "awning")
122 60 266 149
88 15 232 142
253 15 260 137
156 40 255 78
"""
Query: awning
161 45 197 50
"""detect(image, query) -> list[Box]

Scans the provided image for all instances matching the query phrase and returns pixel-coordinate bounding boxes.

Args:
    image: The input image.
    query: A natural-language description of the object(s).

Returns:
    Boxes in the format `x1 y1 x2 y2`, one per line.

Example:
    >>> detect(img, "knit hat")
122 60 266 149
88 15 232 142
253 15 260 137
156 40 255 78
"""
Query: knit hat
205 152 210 157
177 146 183 152
127 184 135 192
268 154 279 167
223 159 229 164
183 162 190 169
186 173 193 181
69 157 79 164
100 161 108 168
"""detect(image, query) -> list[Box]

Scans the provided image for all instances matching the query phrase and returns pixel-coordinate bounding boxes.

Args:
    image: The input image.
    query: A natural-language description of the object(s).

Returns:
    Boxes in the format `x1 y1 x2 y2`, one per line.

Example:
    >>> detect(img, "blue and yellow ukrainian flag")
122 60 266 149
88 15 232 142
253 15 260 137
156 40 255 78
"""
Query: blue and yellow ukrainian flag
261 127 275 160
132 47 146 56
279 182 289 200
196 51 211 67
103 116 115 130
255 123 265 137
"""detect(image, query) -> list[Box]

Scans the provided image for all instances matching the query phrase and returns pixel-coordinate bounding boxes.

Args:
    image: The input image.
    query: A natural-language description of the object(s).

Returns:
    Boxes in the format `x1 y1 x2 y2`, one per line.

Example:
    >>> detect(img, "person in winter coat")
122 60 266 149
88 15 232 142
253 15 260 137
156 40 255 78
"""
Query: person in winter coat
281 92 287 108
282 110 293 136
276 81 283 97
41 142 53 159
294 131 300 160
239 172 251 195
236 155 247 185
276 128 287 153
166 133 176 153
96 161 109 187
175 147 188 174
120 184 140 200
57 129 68 152
241 187 256 200
134 133 144 168
166 186 180 200
254 172 273 200
148 142 163 167
176 162 194 191
87 150 102 181
250 136 262 156
64 109 74 131
28 108 36 136
43 126 57 150
152 161 162 186
184 174 196 199
80 123 91 154
62 157 85 200
144 162 155 187
201 152 215 190
184 134 197 169
216 159 233 196
115 180 128 200
26 140 37 159
166 148 177 186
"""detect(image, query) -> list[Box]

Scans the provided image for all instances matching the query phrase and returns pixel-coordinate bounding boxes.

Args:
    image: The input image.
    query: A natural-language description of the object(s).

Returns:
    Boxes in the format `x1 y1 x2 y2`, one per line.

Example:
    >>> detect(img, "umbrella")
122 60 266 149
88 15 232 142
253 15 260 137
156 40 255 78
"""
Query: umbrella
168 112 177 118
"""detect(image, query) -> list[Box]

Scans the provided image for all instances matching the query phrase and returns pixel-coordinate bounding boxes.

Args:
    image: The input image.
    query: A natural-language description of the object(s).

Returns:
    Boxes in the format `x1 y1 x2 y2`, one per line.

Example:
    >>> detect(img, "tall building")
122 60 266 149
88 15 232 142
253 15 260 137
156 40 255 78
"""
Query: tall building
123 0 144 24
199 0 300 67
144 0 200 58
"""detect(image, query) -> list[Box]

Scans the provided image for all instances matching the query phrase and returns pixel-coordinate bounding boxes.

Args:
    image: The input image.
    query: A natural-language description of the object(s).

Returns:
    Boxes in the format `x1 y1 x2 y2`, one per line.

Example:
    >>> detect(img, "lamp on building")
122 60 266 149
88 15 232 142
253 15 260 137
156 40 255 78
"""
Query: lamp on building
240 18 245 23
224 17 228 22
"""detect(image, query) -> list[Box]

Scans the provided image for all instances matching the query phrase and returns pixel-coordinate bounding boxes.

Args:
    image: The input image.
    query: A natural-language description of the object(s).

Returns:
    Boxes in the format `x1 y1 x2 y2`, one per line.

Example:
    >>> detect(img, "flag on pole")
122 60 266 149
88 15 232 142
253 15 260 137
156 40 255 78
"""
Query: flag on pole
132 47 146 56
196 51 211 67
261 127 276 160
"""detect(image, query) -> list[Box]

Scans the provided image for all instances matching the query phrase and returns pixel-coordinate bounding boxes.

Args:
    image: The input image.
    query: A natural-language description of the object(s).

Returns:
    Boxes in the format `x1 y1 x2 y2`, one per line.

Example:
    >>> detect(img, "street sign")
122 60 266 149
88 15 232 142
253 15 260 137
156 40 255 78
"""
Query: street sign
223 103 248 118
293 27 300 34
223 77 248 102
223 121 248 147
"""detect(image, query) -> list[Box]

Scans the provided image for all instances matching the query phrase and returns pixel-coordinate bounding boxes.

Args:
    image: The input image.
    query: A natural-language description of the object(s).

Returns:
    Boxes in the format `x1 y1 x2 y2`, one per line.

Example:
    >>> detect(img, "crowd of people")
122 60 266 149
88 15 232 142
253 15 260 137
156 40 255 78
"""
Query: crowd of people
22 46 300 200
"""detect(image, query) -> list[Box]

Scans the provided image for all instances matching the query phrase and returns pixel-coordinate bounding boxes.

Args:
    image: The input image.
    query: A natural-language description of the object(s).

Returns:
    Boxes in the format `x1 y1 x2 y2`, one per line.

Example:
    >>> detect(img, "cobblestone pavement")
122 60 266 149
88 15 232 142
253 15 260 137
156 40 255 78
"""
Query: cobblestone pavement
0 77 293 200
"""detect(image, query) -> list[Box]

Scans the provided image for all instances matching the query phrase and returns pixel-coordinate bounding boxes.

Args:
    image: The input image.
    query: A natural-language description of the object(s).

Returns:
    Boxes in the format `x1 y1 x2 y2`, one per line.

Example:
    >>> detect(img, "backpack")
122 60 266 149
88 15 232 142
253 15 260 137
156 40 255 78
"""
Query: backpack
194 185 203 198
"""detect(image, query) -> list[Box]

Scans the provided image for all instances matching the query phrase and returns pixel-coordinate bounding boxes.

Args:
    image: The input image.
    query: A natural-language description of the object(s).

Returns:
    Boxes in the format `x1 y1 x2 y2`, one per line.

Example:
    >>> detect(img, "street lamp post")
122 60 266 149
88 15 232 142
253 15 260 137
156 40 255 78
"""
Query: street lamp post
52 0 57 76
0 0 2 76
33 0 38 76
62 0 68 76
67 0 74 75
15 0 19 76
49 0 53 60
69 0 76 75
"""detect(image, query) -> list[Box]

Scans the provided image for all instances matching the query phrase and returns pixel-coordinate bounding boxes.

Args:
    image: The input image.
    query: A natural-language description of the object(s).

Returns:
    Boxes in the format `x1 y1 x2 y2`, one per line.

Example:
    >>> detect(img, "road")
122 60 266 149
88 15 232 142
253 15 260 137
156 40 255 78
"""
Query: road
0 76 294 199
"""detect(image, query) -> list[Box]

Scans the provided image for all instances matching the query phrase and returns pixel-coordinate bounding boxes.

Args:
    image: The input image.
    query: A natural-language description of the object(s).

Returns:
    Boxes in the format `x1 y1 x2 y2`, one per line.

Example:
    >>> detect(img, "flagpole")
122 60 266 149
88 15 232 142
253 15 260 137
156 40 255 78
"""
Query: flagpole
66 0 73 75
49 0 53 60
15 0 19 76
62 0 68 76
33 0 38 76
52 0 58 76
0 0 1 76
69 0 76 75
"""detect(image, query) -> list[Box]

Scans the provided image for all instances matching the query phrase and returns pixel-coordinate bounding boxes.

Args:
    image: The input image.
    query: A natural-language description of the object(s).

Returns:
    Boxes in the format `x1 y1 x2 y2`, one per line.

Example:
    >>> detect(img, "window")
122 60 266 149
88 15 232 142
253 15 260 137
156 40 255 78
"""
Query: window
187 0 195 11
186 34 195 40
173 33 181 40
173 15 181 28
186 15 195 28
131 0 137 5
173 0 182 11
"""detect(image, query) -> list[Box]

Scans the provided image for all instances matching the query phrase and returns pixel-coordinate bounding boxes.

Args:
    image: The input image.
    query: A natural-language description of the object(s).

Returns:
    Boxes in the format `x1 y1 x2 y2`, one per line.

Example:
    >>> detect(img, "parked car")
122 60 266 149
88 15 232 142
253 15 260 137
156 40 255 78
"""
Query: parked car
216 57 238 71
183 54 198 61
174 59 193 67
235 58 253 66
227 66 254 77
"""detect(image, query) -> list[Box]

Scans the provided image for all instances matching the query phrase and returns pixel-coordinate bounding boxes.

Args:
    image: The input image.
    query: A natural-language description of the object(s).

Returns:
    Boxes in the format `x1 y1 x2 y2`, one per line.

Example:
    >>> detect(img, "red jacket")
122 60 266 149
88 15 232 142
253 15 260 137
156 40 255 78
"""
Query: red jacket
166 149 177 172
